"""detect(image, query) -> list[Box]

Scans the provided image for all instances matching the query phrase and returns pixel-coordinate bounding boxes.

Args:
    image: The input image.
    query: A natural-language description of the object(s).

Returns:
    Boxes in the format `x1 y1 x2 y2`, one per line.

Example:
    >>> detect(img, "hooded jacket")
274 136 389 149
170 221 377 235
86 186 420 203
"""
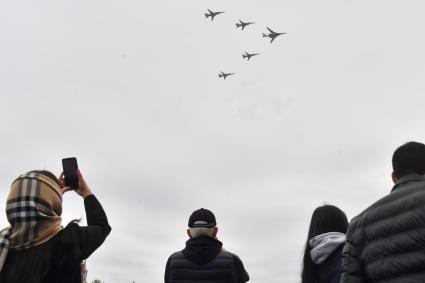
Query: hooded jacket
308 232 346 283
165 236 249 283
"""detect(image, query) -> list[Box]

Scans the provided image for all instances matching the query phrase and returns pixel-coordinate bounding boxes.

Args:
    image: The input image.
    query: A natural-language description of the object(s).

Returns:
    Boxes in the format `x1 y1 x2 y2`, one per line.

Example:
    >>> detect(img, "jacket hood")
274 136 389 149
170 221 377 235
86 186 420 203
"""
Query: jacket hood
182 235 223 265
309 232 346 264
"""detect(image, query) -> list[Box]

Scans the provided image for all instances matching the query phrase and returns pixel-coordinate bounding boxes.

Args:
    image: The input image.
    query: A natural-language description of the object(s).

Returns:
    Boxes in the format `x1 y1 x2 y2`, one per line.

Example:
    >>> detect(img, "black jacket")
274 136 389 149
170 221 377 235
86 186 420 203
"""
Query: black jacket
312 244 344 283
165 236 249 283
341 174 425 282
0 195 111 283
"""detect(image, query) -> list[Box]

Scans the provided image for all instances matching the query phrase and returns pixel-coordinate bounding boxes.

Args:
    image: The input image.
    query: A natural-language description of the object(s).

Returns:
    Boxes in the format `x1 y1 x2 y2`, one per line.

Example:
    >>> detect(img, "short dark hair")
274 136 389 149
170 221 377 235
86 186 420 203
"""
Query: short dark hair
392 142 425 178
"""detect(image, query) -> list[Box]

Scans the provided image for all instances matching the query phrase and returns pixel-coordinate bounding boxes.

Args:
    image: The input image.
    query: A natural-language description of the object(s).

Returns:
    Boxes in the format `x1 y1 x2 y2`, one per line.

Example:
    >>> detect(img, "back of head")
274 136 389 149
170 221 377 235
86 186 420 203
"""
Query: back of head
0 170 63 281
392 141 425 179
189 223 215 238
188 208 217 238
301 205 348 283
307 205 348 240
6 170 63 248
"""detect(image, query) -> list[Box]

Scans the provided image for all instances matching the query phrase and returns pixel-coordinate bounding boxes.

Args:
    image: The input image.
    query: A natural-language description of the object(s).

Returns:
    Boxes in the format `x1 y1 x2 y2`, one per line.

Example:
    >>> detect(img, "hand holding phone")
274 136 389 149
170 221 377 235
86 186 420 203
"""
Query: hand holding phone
62 157 79 189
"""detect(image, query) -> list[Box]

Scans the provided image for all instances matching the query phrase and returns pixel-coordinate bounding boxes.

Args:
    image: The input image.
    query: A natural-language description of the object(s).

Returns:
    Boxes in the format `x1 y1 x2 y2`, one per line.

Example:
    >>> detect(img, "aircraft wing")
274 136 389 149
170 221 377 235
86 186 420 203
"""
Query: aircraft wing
208 9 213 13
267 27 275 34
270 37 276 43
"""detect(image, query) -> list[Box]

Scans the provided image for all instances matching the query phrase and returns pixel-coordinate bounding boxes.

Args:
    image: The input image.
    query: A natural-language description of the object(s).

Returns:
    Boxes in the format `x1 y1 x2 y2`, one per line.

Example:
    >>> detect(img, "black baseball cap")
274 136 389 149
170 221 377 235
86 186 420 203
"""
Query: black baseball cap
188 208 217 228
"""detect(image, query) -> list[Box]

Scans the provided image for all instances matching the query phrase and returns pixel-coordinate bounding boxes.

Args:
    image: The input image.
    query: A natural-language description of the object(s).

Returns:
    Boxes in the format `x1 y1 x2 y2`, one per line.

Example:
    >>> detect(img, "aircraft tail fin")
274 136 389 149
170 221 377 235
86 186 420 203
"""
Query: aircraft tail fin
242 54 247 59
262 33 268 38
204 13 210 18
236 23 240 28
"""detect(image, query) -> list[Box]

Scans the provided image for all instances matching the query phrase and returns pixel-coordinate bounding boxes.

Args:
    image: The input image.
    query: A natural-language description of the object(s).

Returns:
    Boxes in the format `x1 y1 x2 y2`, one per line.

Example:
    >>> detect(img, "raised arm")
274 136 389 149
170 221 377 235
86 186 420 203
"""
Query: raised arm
79 194 111 259
61 170 112 259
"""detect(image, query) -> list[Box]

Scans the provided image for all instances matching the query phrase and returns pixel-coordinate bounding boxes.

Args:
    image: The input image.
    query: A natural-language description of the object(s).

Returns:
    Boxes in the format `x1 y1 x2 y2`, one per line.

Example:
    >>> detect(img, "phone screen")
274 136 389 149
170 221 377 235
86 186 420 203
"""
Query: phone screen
62 157 79 189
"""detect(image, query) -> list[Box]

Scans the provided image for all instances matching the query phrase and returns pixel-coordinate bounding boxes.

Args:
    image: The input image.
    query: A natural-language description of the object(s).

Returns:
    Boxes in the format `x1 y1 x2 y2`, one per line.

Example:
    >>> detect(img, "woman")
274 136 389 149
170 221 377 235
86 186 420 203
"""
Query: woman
301 205 348 283
0 169 111 283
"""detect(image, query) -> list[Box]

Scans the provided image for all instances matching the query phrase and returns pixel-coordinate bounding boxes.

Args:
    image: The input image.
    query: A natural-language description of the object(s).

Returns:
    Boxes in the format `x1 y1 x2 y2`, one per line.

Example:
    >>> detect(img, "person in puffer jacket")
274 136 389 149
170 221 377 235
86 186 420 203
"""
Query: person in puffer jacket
301 205 348 283
341 141 425 282
164 208 249 283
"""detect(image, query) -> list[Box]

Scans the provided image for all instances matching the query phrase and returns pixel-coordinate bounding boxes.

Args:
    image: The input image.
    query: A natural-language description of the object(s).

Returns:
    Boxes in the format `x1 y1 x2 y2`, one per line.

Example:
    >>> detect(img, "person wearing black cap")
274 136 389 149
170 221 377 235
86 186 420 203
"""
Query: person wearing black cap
341 141 425 282
164 208 249 283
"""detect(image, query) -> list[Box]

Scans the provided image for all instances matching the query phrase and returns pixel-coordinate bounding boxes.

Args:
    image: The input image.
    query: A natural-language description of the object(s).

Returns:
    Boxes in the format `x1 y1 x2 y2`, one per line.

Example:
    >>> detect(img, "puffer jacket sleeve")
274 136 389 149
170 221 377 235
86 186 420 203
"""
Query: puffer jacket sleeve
164 255 172 283
340 234 365 283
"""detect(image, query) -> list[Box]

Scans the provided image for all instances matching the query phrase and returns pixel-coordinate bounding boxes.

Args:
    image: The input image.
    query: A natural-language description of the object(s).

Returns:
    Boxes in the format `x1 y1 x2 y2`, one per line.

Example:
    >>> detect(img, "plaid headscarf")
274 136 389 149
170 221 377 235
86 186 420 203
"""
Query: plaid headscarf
0 172 63 271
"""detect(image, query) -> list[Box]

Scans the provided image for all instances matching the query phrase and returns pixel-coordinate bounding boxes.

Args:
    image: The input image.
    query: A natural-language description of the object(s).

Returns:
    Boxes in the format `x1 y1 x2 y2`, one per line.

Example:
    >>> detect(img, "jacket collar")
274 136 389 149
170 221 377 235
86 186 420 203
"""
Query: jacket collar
391 173 425 192
182 236 223 264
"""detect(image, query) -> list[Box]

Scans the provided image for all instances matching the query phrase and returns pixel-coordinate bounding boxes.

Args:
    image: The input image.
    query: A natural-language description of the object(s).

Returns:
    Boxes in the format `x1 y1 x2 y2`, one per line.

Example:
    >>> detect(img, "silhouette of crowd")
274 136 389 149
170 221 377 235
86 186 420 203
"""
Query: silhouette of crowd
1 141 425 283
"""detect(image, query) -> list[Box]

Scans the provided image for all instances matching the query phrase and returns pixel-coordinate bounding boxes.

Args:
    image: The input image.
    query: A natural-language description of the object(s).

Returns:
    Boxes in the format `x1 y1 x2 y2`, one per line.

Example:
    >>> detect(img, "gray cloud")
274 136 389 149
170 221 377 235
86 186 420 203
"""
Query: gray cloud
1 0 425 282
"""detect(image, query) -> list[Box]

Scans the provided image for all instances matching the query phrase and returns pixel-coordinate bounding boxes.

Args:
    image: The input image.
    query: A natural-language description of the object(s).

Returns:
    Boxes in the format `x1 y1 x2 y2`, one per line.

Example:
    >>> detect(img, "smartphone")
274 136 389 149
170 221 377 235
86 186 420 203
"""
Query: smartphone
62 157 79 189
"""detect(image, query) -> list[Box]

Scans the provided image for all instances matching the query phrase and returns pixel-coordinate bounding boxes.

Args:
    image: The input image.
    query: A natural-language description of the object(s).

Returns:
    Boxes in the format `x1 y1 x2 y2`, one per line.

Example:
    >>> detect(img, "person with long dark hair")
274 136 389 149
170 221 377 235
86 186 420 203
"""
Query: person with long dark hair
0 169 111 283
301 205 348 283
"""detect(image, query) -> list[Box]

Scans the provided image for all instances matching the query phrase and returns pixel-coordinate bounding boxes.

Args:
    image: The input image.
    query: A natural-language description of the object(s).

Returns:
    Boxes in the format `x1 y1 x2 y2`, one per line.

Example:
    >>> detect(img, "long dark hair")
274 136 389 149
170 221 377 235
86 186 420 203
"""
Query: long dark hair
301 205 348 283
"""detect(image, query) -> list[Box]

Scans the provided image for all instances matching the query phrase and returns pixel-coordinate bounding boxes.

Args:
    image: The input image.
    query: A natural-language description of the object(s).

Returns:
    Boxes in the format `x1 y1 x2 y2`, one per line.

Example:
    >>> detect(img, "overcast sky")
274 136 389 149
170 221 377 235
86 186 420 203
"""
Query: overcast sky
1 0 425 282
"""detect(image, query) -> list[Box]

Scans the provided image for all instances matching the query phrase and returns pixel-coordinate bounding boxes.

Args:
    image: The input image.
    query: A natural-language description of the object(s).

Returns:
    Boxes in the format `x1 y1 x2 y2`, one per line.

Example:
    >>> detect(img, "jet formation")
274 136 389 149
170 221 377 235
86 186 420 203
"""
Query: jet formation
204 9 225 21
236 20 255 30
204 9 286 80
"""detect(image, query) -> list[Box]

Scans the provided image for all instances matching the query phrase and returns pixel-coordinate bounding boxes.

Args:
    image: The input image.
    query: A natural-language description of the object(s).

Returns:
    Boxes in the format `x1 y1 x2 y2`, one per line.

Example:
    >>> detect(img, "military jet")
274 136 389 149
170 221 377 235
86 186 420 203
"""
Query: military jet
236 20 255 30
242 52 259 60
262 27 286 43
204 9 225 21
218 72 235 80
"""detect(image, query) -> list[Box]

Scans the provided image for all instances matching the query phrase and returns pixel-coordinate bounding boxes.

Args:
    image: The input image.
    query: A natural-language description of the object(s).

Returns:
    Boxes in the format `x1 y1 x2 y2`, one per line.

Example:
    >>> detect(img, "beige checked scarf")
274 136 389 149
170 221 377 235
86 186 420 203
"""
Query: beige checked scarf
0 172 63 271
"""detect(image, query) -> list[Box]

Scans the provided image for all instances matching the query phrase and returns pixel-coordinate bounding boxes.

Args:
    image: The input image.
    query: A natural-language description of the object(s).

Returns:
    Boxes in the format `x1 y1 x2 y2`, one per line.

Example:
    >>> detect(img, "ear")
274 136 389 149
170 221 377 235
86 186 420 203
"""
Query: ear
187 229 192 239
391 172 397 184
212 227 218 238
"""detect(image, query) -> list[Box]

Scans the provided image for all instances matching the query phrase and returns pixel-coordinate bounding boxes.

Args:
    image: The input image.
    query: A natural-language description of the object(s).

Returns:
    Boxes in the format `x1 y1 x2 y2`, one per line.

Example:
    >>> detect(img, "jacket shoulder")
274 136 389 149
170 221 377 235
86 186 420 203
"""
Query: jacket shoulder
217 250 235 259
169 251 184 259
349 180 425 234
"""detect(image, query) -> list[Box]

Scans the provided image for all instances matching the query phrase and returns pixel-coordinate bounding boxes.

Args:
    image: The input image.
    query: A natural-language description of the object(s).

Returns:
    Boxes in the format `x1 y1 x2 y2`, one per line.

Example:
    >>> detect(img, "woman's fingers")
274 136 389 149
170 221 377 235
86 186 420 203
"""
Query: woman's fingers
58 172 66 188
61 186 72 194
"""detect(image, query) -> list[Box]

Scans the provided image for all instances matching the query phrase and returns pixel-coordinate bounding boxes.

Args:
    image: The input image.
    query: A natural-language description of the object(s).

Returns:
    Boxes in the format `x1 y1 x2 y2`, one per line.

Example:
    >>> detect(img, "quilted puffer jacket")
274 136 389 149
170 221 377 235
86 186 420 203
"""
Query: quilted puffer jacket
341 174 425 283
